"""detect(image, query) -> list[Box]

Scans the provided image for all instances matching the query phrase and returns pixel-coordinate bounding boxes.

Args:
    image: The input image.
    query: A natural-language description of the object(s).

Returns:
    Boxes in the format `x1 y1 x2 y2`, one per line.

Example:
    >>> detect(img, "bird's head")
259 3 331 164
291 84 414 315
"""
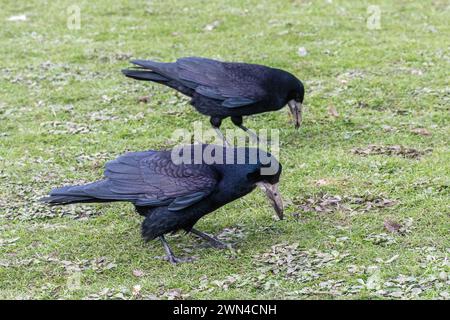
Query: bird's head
232 148 283 220
286 76 305 130
185 145 284 220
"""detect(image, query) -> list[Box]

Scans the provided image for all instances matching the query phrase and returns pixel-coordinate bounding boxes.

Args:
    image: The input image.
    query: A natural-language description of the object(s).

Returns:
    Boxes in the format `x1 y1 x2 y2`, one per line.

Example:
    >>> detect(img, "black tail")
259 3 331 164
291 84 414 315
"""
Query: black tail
121 69 169 83
122 59 195 96
40 180 115 205
122 59 173 82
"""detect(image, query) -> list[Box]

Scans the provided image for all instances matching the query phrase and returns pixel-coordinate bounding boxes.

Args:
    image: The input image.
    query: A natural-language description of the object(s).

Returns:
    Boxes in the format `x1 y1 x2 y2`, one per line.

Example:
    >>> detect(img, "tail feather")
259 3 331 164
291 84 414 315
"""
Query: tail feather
130 60 176 76
122 59 195 96
40 195 101 205
40 180 117 205
121 69 169 82
122 59 176 81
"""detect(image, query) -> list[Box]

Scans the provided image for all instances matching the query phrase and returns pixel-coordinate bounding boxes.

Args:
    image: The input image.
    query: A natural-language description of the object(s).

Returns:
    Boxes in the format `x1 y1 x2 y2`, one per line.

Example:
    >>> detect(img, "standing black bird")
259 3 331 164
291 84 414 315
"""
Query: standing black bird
122 57 304 141
41 145 283 264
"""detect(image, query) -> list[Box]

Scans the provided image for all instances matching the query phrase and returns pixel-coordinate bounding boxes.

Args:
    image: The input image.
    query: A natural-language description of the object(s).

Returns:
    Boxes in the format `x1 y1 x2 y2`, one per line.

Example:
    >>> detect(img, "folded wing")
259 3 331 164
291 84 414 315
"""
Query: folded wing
177 57 269 108
104 150 218 210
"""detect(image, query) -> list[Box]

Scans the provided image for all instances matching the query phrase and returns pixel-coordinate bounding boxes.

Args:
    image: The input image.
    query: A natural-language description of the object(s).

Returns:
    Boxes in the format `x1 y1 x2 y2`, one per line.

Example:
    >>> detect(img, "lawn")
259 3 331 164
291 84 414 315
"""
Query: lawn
0 0 448 300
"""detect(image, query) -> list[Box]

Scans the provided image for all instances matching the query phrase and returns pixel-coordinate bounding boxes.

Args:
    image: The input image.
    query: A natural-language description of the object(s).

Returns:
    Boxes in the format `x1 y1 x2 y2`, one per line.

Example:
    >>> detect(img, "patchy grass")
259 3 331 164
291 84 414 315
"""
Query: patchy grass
0 0 449 300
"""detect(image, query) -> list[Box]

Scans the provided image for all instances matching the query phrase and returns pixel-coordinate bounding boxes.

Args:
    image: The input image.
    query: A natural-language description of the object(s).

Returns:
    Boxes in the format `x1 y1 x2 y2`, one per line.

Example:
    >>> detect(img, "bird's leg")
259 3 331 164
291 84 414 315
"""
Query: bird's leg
238 124 260 144
213 127 231 147
159 235 193 264
210 117 231 146
231 116 259 144
190 228 230 249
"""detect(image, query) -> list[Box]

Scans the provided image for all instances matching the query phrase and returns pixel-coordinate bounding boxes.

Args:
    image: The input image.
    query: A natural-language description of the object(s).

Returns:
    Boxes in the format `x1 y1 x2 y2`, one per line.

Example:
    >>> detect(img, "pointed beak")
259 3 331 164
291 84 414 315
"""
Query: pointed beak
257 182 284 220
288 100 303 129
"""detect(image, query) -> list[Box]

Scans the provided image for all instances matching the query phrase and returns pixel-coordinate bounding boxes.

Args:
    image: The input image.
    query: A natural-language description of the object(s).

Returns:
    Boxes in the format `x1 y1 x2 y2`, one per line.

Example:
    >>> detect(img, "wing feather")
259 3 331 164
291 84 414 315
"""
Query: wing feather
177 57 268 108
103 150 218 210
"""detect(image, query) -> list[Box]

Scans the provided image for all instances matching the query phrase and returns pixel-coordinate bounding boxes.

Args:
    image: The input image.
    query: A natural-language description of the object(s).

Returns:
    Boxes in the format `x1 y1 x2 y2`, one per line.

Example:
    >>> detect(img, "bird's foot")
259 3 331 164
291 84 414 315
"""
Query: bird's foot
190 228 231 250
165 254 196 264
247 130 260 145
203 236 230 249
159 235 195 264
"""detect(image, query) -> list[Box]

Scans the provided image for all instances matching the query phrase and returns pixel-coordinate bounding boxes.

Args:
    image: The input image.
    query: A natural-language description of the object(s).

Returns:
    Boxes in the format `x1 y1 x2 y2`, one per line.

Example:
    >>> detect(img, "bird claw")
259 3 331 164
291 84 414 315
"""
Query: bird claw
208 238 232 250
190 228 231 249
166 255 196 264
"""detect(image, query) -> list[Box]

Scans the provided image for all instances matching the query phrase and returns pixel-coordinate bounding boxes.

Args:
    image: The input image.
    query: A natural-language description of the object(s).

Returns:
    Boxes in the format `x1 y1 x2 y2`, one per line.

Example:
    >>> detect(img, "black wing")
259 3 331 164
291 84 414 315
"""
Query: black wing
177 57 270 108
103 150 218 210
128 57 270 108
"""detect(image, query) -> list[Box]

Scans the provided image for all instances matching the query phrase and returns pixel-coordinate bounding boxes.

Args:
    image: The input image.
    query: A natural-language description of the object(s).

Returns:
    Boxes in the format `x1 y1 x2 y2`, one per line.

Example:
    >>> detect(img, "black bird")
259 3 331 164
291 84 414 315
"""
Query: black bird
122 57 304 141
41 145 283 264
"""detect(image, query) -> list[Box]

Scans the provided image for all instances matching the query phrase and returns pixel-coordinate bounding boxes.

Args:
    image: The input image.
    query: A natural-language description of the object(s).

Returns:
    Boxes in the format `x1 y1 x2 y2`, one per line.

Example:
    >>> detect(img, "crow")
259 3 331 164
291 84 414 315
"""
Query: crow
41 144 283 264
122 57 304 142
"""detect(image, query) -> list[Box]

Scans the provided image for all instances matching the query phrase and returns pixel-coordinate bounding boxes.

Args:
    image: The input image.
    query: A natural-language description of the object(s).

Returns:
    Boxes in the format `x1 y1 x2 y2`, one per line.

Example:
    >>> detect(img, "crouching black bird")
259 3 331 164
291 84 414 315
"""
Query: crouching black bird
122 57 304 142
41 144 283 264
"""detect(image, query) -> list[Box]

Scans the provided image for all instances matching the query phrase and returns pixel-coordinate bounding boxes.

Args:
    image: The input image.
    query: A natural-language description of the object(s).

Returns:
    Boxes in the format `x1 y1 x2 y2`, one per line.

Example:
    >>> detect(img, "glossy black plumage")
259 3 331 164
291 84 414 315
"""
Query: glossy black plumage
41 145 283 263
122 57 305 135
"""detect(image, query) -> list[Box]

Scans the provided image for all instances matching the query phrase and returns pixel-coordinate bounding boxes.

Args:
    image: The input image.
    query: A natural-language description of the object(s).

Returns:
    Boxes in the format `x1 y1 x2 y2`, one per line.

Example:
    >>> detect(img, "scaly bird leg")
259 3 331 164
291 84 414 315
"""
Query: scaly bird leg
213 127 231 147
210 117 231 147
159 235 193 264
237 124 260 144
190 228 230 249
231 116 259 144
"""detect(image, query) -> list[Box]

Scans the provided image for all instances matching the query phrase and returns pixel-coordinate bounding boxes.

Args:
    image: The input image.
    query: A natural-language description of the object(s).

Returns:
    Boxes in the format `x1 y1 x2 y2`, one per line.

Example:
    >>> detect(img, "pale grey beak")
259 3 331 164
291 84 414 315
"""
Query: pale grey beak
288 100 302 129
257 182 283 220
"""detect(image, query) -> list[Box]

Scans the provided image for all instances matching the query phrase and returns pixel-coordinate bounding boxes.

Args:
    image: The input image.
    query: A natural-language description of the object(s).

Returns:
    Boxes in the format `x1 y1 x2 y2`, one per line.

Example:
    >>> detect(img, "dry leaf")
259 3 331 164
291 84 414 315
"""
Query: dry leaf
352 145 431 159
315 179 330 186
384 219 402 234
138 96 150 103
8 15 27 21
297 47 308 57
203 20 220 31
411 128 431 136
385 254 399 264
133 269 145 277
328 106 339 118
132 285 141 297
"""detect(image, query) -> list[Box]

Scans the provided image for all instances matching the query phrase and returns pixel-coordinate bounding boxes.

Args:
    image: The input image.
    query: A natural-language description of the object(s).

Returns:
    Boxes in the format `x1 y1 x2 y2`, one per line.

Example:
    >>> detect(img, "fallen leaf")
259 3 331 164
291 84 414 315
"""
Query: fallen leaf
381 125 395 132
384 219 402 234
297 47 308 57
8 15 27 21
165 288 183 300
138 96 150 103
366 270 382 290
0 237 20 246
133 269 145 277
315 179 330 186
352 145 431 159
132 285 141 297
105 262 117 270
411 128 431 136
358 101 369 108
114 53 132 61
440 292 449 299
203 20 220 31
328 106 339 118
385 254 399 264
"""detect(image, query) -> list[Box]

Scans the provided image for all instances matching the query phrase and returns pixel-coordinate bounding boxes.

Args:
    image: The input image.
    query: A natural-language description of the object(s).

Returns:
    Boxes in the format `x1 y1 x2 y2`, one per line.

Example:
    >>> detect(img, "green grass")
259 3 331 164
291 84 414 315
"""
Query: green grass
0 0 449 299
